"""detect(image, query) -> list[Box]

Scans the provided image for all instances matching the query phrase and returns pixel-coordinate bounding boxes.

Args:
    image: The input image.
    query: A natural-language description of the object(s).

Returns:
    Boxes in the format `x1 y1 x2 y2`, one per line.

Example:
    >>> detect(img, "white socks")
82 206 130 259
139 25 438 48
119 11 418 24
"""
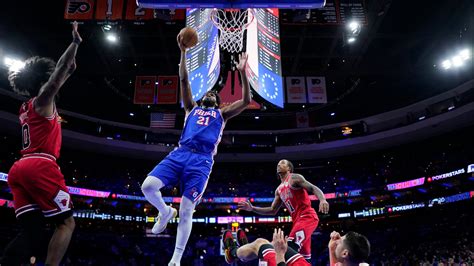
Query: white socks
169 196 196 265
142 177 197 265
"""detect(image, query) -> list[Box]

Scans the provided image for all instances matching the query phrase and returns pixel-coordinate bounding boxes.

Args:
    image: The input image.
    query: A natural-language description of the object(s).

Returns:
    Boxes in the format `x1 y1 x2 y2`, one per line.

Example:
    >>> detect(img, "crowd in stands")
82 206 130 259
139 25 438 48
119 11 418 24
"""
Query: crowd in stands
2 123 473 200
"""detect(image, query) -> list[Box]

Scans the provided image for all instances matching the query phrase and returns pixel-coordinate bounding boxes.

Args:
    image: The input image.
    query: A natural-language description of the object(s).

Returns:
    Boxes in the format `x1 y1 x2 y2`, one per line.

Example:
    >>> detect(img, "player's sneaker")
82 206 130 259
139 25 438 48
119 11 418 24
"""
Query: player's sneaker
222 230 237 264
236 229 248 246
151 206 177 234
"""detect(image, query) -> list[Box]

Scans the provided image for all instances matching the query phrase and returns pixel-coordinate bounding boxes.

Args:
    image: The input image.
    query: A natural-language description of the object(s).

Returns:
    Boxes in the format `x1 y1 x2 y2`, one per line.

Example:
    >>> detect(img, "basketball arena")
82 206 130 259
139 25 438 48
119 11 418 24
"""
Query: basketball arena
0 0 473 265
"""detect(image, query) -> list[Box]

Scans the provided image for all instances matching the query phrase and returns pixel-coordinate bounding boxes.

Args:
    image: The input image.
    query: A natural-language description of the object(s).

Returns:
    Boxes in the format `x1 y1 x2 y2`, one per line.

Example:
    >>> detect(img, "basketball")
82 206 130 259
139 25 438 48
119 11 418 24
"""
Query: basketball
179 27 198 48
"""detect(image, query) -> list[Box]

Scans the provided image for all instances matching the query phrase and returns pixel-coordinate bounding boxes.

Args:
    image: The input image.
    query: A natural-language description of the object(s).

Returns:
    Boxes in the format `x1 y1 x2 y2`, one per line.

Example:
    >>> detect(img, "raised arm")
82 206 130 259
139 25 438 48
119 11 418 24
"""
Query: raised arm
238 188 282 215
221 53 251 121
177 35 196 114
290 174 330 214
35 21 81 117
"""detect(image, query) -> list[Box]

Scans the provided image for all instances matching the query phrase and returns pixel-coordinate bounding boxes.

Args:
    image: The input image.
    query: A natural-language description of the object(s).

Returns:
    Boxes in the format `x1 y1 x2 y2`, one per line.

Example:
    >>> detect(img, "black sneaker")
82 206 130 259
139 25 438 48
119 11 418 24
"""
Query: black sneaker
236 229 249 246
222 230 236 264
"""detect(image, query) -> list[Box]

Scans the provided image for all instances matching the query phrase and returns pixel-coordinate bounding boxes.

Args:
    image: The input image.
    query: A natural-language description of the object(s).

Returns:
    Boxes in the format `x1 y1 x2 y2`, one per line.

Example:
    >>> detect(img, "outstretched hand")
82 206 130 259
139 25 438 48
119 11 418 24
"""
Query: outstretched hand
319 200 329 214
237 200 253 211
72 21 82 43
236 52 248 72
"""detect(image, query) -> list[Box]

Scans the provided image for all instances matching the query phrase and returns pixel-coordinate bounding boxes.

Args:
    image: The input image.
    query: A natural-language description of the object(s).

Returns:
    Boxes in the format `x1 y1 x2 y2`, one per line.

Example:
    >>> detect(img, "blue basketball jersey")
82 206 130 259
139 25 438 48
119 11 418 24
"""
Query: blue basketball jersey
179 106 225 155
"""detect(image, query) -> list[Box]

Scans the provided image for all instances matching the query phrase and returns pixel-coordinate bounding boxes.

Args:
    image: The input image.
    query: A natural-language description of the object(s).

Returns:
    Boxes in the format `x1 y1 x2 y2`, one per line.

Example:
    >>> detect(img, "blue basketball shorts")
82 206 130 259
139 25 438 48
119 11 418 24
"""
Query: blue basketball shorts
148 147 213 203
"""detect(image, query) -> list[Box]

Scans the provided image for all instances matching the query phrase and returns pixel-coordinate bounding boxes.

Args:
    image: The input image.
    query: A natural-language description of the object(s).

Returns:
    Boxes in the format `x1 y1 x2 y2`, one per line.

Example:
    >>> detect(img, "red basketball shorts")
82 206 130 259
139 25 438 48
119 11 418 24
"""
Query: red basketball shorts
7 155 72 219
288 214 319 260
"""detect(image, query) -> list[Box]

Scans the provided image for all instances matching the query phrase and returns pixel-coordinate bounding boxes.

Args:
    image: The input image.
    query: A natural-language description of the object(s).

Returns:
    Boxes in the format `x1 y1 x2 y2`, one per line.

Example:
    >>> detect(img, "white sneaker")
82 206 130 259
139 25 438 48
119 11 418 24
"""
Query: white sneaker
151 206 177 234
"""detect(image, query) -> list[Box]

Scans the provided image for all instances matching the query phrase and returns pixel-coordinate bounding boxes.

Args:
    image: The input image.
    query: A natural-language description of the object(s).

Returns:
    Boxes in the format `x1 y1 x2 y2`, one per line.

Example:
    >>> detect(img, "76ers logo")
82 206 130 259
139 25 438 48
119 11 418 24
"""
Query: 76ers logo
67 0 91 14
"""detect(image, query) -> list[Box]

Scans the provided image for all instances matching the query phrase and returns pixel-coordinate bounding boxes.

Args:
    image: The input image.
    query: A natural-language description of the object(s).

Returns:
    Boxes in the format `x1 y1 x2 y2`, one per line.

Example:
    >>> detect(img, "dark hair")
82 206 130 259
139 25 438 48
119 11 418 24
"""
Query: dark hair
344 231 370 263
200 90 221 108
8 56 56 97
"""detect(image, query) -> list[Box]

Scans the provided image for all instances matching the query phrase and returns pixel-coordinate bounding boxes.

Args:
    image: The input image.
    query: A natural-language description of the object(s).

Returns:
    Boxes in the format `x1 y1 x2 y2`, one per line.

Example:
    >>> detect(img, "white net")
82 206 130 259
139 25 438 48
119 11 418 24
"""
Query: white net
210 9 254 53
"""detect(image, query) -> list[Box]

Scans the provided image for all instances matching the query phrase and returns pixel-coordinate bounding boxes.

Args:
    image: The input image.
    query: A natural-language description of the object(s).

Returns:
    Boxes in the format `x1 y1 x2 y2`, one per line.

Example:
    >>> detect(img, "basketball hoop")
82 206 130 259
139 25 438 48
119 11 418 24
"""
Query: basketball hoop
210 8 255 53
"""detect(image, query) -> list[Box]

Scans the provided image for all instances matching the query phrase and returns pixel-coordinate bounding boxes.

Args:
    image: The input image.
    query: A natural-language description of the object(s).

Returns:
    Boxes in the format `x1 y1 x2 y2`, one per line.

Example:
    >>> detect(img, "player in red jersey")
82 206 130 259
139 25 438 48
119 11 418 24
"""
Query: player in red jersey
239 159 329 261
0 22 82 266
223 228 310 266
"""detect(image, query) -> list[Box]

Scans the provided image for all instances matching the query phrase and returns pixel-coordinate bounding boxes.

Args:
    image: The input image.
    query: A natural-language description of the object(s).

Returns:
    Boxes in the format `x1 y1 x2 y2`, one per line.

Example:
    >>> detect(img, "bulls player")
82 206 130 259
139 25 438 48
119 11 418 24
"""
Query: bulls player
1 22 81 266
223 228 310 266
140 34 251 265
239 159 329 261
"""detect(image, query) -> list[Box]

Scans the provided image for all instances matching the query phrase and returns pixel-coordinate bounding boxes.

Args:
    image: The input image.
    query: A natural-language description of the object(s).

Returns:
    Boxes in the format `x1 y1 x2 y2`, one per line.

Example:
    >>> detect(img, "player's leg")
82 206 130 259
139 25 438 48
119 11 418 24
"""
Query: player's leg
141 152 182 234
142 175 177 234
25 159 75 266
257 243 278 266
2 161 45 265
169 195 196 265
222 229 272 264
1 210 46 265
283 245 309 266
45 213 75 266
168 154 212 264
288 217 318 262
239 238 272 262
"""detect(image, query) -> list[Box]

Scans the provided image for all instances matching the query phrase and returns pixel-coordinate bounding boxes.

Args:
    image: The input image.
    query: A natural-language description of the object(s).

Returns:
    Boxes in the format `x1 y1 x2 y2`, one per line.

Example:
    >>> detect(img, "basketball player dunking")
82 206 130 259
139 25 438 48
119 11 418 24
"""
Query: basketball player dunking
239 159 330 262
141 32 251 265
1 22 81 266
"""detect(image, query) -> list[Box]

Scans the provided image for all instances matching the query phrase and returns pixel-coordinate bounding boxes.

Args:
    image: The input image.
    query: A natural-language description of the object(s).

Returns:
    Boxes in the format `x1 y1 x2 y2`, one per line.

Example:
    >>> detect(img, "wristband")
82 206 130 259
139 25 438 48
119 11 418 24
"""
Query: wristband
72 38 81 45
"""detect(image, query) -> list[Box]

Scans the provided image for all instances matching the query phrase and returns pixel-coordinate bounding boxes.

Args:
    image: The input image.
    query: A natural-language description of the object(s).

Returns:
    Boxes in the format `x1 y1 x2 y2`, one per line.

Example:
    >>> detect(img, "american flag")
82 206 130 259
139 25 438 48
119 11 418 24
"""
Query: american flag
150 113 176 128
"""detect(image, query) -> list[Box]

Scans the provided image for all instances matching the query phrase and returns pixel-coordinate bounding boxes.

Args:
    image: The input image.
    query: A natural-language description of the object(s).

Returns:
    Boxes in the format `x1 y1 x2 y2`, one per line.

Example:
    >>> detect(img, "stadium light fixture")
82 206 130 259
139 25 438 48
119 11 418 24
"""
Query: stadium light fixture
102 24 112 31
348 21 361 35
441 59 452 70
451 56 463 67
440 48 471 70
4 57 25 72
459 49 471 60
106 33 118 43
